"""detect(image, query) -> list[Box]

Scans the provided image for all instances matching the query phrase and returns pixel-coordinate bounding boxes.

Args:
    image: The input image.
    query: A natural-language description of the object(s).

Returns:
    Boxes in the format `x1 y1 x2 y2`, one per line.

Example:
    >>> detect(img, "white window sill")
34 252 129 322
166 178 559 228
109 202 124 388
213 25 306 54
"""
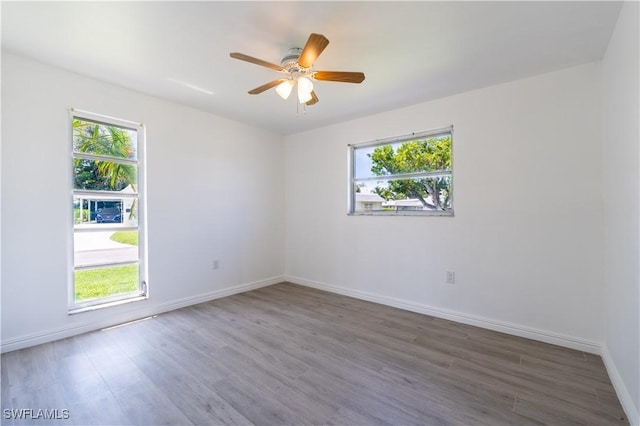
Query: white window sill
69 294 148 315
348 210 454 217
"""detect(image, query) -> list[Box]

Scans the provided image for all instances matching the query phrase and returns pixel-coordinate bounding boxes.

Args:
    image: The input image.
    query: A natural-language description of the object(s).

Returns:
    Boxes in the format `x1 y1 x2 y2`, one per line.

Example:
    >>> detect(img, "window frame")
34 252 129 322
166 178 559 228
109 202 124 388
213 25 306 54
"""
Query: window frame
68 109 148 313
348 126 454 216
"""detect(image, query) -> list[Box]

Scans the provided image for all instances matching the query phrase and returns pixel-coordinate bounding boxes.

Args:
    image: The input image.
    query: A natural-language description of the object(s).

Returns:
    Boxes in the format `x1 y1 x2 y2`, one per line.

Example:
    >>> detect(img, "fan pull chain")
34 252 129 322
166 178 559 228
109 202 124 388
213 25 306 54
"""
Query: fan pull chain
296 101 307 118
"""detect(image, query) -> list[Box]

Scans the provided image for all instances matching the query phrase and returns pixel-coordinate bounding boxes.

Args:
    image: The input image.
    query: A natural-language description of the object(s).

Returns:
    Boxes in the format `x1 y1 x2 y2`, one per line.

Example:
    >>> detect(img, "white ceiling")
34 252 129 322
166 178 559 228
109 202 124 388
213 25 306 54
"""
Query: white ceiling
1 1 622 135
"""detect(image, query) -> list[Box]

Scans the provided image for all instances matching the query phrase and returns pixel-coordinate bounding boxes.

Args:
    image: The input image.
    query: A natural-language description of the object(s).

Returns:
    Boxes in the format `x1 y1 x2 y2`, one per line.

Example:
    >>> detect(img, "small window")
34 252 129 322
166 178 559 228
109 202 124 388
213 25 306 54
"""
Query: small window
70 110 147 312
349 126 453 216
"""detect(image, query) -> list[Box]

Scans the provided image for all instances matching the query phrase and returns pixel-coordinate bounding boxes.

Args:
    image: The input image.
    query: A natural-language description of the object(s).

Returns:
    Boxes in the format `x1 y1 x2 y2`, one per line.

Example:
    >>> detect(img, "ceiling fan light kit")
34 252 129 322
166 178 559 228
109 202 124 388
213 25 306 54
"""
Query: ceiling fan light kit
230 33 365 107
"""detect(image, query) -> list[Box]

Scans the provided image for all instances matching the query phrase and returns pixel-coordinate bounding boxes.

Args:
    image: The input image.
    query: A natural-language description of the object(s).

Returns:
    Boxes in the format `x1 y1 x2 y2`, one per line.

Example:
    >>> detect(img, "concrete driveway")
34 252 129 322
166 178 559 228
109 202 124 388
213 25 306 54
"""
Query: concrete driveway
75 231 138 267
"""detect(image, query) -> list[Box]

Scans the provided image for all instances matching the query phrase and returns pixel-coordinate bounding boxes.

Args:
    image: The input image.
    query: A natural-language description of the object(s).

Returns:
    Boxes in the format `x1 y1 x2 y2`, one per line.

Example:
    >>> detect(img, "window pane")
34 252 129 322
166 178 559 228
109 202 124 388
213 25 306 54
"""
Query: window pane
74 264 139 303
73 119 137 160
354 145 379 179
73 159 137 191
74 230 139 268
73 197 138 227
354 134 451 179
354 175 452 212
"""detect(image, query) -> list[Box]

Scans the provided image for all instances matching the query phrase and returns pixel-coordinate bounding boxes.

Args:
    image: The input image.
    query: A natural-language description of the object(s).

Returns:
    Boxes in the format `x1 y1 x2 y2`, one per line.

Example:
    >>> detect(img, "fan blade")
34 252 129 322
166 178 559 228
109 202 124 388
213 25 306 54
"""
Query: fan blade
230 52 285 72
248 79 287 94
305 91 319 106
298 33 329 68
313 71 365 83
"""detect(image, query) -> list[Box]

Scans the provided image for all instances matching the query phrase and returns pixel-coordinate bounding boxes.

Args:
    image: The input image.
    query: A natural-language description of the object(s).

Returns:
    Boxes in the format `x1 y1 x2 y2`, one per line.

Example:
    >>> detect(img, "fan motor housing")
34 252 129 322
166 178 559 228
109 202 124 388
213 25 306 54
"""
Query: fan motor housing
281 48 304 72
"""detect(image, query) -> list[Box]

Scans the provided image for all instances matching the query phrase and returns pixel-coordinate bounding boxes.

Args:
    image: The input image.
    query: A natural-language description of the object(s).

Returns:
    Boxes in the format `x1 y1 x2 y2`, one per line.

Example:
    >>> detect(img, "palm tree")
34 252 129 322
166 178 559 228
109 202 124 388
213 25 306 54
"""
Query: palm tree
73 120 136 188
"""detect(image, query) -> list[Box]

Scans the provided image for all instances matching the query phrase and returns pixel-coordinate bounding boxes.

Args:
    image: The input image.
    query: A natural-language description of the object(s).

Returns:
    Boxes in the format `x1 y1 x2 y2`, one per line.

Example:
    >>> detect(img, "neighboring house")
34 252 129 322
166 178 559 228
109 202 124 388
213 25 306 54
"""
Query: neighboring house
383 198 430 211
119 184 137 225
75 184 136 225
355 193 385 211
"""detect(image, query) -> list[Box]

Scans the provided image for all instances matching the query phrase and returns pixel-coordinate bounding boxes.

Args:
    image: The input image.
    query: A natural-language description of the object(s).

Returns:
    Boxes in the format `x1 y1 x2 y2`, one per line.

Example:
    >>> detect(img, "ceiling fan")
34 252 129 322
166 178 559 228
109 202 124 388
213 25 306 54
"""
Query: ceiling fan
230 33 365 106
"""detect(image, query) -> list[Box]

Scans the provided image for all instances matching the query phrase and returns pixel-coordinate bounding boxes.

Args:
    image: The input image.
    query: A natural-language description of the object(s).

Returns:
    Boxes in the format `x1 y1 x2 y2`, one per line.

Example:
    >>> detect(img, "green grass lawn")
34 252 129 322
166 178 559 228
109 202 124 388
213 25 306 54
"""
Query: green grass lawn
110 230 138 246
75 264 139 302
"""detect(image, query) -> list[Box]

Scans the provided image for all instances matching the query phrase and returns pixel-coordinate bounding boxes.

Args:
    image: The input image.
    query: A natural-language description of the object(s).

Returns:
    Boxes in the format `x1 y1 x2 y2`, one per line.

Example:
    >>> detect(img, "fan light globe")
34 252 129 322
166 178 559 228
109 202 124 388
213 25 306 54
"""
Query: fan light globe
297 77 313 103
276 80 294 99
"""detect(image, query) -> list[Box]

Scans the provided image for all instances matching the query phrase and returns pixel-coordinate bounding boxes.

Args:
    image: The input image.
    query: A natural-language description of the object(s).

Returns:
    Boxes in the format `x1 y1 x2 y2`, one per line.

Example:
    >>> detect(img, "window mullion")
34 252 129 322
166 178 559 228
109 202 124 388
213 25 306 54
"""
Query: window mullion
73 152 137 165
74 260 139 271
73 190 138 199
74 225 138 233
354 170 451 182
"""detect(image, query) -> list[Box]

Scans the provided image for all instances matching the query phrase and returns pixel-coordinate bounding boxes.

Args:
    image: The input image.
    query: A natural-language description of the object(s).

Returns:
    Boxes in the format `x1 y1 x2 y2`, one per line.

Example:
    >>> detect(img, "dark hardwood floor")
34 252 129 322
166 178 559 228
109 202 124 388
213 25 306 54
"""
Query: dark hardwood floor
1 282 628 425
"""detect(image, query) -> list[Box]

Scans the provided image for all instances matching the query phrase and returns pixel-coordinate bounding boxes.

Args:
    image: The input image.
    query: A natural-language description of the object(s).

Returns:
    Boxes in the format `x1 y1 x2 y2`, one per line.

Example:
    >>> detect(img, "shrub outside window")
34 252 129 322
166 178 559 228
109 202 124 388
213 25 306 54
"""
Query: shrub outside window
348 126 453 216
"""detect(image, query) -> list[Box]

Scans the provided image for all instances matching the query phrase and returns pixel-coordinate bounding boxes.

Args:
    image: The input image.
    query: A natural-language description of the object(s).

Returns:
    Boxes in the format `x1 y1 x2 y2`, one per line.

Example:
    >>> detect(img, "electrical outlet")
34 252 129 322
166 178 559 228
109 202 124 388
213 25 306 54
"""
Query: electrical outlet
212 260 219 270
446 271 455 284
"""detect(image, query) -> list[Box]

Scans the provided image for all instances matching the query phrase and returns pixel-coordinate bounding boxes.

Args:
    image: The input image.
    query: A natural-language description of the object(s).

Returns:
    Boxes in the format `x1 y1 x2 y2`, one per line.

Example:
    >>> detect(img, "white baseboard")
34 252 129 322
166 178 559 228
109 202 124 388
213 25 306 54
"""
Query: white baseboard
285 275 602 354
601 345 640 426
0 275 283 353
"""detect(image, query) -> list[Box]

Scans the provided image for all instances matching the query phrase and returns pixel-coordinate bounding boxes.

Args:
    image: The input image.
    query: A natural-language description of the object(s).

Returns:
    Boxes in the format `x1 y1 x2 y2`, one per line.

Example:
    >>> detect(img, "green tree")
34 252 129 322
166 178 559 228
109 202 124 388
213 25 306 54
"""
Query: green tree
369 136 452 210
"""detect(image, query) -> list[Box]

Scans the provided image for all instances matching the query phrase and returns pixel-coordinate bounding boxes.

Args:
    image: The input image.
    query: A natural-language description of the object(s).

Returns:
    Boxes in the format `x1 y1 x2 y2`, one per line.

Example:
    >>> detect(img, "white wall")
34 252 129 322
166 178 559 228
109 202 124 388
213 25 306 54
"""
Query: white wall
285 62 604 351
602 2 640 424
1 52 285 350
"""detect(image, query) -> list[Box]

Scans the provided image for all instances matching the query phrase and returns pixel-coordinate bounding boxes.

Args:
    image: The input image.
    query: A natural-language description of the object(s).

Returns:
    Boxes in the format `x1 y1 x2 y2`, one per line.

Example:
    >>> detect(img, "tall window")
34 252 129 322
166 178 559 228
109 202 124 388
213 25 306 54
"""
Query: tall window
349 126 453 216
70 110 147 311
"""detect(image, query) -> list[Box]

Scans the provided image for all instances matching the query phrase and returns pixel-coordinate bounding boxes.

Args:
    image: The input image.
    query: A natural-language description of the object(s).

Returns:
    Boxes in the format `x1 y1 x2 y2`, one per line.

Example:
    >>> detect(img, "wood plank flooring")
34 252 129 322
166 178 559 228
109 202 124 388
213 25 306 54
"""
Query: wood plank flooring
1 282 628 425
